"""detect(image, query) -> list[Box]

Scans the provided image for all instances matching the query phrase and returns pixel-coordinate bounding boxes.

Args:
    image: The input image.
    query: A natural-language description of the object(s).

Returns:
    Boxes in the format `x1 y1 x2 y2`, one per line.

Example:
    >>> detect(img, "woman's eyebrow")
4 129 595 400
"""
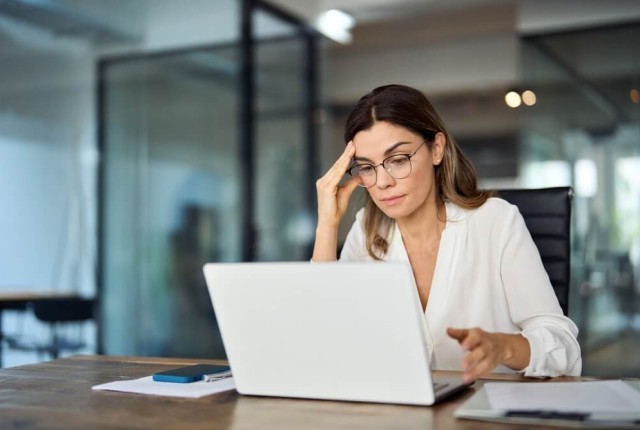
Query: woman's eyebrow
353 141 413 162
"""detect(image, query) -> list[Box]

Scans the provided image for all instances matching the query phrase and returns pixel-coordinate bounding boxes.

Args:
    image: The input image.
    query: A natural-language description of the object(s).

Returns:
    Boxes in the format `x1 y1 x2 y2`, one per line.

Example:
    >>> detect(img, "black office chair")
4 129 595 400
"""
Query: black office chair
497 187 573 316
33 298 96 359
7 297 96 359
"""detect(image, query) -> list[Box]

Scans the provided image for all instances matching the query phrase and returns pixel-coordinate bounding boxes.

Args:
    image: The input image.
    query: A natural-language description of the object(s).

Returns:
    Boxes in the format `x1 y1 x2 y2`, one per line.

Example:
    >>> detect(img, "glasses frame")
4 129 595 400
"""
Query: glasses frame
347 141 427 188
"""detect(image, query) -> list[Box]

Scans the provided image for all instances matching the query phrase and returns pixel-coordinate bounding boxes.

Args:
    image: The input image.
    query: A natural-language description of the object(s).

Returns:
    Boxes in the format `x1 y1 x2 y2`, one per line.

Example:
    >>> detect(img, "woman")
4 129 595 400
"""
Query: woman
313 84 581 382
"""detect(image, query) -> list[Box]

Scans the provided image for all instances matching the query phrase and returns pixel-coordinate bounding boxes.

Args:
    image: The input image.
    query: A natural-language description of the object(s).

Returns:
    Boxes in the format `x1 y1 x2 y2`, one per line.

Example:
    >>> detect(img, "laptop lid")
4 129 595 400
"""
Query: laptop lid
203 262 461 405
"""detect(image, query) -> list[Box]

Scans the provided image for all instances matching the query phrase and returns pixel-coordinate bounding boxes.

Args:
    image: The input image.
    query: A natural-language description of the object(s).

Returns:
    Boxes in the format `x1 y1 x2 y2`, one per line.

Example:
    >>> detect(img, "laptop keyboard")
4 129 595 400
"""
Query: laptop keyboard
433 382 450 393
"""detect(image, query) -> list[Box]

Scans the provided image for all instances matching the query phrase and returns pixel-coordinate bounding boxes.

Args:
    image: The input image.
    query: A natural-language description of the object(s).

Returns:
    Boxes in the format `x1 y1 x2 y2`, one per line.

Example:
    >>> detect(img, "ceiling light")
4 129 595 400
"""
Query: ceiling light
505 91 521 108
522 90 537 106
316 9 355 44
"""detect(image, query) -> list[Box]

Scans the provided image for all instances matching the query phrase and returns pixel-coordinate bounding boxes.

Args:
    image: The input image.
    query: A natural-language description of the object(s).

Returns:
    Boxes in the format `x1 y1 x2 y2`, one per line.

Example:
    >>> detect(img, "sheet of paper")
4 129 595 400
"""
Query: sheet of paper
92 375 236 399
484 380 640 413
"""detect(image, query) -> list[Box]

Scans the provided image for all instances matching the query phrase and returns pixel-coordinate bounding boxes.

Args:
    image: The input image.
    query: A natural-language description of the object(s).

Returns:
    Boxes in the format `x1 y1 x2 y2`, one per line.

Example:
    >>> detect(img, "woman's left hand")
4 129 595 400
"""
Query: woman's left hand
447 327 523 383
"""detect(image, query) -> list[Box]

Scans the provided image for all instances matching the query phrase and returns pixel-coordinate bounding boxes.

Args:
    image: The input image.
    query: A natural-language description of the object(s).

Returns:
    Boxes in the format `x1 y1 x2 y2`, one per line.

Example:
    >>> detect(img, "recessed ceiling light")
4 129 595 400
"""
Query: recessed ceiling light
505 91 521 108
316 9 356 44
522 90 537 106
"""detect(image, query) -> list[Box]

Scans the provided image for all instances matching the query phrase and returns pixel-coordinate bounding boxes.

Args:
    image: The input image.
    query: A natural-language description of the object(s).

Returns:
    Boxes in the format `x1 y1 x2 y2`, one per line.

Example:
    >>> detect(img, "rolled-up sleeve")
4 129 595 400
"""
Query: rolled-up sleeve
520 322 581 377
499 204 582 377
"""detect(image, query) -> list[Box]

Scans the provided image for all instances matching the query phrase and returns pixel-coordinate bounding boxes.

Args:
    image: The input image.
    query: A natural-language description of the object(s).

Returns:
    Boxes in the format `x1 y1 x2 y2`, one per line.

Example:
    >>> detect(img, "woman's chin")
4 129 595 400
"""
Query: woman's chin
377 205 408 220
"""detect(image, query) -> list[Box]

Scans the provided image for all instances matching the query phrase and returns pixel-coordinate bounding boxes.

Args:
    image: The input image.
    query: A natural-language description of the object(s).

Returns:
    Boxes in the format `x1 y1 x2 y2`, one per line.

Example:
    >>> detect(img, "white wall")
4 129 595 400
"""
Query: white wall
518 0 640 35
329 34 518 103
325 2 519 102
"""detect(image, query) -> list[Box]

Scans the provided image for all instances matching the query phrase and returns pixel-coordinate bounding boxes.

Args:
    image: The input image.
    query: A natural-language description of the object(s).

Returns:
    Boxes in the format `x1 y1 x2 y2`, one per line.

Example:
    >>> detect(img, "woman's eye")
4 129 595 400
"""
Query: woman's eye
389 156 408 166
358 165 375 175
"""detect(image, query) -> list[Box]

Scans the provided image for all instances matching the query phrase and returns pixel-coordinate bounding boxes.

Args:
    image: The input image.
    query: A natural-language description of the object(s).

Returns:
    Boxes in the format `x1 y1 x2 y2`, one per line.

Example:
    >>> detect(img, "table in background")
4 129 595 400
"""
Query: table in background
0 355 591 429
0 290 79 367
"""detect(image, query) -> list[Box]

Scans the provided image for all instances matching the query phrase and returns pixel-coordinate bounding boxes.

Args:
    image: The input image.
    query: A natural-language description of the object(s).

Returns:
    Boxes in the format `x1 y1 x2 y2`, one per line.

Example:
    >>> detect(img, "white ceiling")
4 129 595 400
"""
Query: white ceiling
321 0 444 21
272 0 507 30
274 0 640 36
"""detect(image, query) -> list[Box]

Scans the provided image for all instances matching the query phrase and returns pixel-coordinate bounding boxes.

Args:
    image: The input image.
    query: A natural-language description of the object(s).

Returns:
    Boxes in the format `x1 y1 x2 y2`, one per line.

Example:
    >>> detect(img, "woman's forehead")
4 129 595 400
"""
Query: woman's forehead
353 122 421 155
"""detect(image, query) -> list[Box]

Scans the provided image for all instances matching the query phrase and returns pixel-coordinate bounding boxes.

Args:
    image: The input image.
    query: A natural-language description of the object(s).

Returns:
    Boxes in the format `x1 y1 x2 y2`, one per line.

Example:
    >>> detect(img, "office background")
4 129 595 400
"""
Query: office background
0 0 639 377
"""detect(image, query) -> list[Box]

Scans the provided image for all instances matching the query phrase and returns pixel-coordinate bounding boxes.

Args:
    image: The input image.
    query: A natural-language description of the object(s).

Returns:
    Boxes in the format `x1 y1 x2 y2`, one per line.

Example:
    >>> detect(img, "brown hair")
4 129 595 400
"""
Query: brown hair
344 84 493 259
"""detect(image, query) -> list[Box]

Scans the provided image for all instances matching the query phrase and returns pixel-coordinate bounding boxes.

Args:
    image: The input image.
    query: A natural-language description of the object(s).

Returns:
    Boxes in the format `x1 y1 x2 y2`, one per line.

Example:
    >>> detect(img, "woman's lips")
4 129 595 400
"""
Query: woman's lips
380 195 405 206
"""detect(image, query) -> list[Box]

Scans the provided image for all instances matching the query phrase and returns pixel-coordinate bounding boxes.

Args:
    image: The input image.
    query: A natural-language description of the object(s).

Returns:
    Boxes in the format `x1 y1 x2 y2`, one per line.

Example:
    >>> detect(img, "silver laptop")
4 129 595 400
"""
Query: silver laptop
203 262 471 405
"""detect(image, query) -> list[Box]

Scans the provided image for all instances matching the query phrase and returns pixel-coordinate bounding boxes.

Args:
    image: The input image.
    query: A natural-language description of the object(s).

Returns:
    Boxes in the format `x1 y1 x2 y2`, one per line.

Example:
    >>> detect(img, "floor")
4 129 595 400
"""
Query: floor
1 310 96 369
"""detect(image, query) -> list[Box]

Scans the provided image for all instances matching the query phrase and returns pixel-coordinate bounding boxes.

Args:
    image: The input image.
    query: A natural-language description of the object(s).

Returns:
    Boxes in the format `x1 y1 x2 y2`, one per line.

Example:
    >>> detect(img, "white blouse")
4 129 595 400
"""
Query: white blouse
339 197 582 377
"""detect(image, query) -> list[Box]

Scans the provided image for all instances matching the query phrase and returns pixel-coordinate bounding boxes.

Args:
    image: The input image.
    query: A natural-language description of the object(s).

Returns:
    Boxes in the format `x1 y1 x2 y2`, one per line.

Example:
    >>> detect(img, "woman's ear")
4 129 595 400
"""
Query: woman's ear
432 132 446 165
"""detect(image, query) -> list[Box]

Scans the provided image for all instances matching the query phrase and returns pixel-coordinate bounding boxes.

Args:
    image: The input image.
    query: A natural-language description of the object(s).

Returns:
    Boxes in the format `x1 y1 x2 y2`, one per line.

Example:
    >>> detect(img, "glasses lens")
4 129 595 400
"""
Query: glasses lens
384 155 412 179
351 165 376 187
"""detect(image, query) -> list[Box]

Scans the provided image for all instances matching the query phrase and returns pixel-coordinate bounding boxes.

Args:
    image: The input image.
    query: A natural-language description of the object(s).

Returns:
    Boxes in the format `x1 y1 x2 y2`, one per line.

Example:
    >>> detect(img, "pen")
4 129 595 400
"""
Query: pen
202 371 232 382
505 410 589 421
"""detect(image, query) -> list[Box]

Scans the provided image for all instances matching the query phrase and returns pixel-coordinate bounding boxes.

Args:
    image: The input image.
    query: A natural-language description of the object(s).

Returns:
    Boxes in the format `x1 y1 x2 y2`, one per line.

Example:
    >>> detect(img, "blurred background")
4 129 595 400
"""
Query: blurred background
0 0 638 377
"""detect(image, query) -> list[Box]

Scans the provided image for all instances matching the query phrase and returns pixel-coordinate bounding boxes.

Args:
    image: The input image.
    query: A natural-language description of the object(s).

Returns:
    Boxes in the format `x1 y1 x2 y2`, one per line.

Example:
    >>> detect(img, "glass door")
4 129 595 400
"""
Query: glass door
99 1 319 359
100 44 242 358
253 6 318 261
520 25 640 356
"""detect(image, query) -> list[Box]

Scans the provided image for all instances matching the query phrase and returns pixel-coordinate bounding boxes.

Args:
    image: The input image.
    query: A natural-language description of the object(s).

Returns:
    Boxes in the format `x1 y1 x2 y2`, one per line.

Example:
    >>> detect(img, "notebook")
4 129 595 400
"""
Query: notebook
203 261 471 405
454 380 640 427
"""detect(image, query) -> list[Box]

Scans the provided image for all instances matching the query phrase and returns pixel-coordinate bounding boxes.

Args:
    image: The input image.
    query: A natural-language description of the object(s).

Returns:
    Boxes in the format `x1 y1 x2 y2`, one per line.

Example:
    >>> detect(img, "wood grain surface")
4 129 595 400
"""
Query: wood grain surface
0 355 590 430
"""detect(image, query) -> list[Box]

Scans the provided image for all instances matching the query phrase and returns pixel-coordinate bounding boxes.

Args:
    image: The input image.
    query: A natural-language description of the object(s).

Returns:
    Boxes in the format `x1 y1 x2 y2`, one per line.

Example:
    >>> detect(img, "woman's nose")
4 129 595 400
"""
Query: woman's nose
375 165 395 188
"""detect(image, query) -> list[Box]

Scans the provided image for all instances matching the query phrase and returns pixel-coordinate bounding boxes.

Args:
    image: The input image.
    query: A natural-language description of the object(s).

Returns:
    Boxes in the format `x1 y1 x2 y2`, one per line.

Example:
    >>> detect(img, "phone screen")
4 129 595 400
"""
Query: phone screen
152 364 231 383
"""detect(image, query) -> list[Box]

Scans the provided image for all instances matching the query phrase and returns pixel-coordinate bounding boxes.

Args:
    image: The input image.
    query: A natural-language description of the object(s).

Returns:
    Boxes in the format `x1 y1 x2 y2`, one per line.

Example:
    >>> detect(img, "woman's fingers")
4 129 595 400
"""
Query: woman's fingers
450 327 507 382
464 357 493 383
462 345 485 371
447 327 480 351
460 339 489 383
336 177 360 209
316 143 353 192
447 327 467 342
337 140 356 169
316 141 358 227
324 141 356 183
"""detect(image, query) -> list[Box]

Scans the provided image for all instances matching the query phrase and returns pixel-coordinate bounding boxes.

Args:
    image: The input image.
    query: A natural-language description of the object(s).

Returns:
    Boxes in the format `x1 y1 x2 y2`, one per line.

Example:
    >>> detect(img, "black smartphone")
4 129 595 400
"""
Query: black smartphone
152 364 231 383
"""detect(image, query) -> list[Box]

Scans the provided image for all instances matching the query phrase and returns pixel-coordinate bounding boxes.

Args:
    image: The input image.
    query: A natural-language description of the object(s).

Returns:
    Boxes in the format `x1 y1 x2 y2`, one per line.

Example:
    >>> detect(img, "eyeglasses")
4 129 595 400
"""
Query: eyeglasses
348 142 426 188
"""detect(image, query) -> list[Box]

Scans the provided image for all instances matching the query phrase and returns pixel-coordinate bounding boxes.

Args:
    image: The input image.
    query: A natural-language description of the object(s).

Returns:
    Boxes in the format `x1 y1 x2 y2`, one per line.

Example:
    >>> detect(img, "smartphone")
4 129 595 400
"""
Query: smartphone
152 364 231 383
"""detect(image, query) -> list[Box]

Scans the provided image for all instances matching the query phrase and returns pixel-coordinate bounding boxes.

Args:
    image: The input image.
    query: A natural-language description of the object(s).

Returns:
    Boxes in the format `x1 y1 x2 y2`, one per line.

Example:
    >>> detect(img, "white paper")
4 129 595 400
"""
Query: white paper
484 380 640 413
92 375 236 399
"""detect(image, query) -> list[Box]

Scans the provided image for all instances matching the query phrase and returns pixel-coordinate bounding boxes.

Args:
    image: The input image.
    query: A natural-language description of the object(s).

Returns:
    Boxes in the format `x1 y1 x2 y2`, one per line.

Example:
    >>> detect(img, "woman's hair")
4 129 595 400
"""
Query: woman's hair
344 84 493 259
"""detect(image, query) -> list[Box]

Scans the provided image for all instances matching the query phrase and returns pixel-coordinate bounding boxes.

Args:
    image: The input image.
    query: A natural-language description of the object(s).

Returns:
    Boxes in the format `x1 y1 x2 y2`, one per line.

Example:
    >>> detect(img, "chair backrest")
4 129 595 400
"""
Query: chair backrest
30 297 96 359
33 298 95 323
497 187 573 315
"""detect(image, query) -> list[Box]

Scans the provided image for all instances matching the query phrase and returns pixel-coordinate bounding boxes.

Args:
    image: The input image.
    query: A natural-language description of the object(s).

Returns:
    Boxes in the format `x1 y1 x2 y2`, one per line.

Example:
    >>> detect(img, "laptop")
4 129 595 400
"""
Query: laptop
203 262 471 405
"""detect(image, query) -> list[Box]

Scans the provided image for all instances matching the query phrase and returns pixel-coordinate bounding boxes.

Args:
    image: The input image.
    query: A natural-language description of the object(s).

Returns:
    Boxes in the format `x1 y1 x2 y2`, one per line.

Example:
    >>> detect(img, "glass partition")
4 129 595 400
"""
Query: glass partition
100 1 319 359
101 45 242 358
253 9 315 261
521 24 640 375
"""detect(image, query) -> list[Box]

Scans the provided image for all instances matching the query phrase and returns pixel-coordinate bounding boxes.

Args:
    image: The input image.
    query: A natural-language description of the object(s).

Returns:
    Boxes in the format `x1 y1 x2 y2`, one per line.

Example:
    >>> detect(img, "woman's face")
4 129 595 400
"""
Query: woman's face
352 121 444 220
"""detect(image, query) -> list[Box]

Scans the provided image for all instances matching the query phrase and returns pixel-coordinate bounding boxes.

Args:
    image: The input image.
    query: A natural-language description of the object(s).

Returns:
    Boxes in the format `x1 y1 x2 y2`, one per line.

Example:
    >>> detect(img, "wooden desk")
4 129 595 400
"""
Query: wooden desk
0 355 589 429
0 290 80 367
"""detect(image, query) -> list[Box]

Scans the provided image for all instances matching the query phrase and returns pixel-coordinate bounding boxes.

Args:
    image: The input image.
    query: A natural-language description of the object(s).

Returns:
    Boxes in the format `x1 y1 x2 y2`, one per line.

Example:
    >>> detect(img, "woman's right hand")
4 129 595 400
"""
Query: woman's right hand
315 141 360 229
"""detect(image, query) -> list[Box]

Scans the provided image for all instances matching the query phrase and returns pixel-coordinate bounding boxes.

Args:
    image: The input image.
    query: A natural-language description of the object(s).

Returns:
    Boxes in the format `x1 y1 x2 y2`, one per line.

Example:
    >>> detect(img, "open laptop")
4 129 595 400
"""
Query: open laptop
203 262 471 405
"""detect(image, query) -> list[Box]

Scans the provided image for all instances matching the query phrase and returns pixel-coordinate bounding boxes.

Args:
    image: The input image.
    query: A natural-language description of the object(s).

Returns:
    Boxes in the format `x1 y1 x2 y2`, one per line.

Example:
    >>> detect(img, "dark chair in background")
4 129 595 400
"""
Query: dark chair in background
32 298 96 358
497 187 573 316
7 297 96 359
